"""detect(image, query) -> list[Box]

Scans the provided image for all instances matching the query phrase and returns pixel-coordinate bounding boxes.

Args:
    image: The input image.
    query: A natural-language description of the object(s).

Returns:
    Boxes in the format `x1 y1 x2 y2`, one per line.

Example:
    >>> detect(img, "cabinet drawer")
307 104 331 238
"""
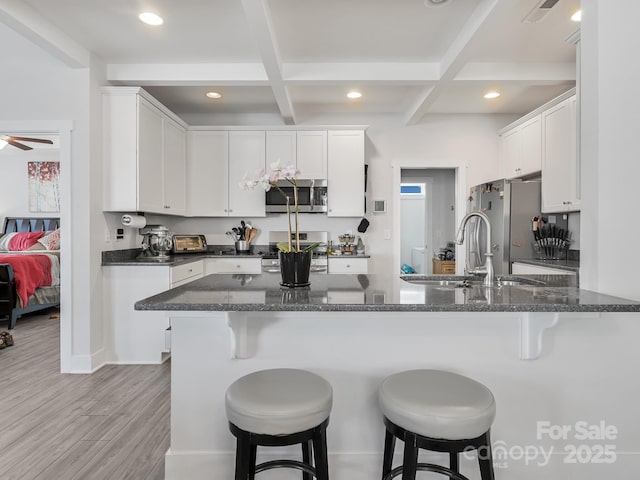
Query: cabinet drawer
171 260 203 286
328 257 368 274
205 258 262 274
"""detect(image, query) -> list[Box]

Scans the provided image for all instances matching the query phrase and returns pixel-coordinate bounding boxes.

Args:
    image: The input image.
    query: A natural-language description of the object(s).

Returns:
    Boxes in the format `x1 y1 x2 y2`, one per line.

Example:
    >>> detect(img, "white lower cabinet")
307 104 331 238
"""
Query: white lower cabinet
328 257 368 274
511 262 576 276
103 260 203 364
204 258 262 274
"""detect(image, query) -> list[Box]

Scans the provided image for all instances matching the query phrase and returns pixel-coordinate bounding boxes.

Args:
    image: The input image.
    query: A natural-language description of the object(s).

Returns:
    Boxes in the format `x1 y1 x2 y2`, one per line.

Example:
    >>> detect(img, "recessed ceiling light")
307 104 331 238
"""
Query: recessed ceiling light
347 91 362 99
206 91 222 99
571 10 582 22
424 0 450 7
484 91 501 99
139 12 164 26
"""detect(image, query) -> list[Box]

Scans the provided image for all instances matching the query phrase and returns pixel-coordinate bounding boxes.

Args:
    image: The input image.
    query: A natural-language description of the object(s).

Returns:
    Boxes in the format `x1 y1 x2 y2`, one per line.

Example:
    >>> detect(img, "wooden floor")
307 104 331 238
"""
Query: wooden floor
0 310 170 480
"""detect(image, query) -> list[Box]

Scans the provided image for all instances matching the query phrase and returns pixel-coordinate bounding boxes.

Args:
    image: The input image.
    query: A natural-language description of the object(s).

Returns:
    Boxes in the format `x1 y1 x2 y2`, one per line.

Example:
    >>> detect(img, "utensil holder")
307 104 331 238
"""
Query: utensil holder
235 240 250 254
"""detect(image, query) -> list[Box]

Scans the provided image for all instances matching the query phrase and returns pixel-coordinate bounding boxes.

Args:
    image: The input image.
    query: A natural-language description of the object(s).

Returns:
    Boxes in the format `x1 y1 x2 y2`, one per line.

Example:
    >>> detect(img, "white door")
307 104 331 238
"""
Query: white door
228 131 266 217
266 131 296 168
297 131 327 179
187 131 229 216
137 99 164 213
163 118 186 214
327 130 364 217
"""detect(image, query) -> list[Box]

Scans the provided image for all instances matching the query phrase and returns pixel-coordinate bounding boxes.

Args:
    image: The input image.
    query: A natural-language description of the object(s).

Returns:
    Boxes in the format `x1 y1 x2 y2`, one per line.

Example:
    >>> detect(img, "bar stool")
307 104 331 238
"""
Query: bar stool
226 368 333 480
378 369 496 480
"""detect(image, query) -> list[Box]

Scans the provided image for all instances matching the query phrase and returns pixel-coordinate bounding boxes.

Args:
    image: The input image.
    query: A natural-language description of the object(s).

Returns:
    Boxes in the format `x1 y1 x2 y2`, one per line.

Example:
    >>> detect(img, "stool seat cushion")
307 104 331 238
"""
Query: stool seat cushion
226 368 333 436
379 369 496 440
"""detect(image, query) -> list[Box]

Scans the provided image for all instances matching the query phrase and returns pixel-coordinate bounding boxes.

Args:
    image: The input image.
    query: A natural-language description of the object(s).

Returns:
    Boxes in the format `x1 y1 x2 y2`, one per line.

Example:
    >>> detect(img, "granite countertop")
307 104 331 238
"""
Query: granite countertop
102 248 264 266
134 273 640 313
102 248 370 266
512 258 580 273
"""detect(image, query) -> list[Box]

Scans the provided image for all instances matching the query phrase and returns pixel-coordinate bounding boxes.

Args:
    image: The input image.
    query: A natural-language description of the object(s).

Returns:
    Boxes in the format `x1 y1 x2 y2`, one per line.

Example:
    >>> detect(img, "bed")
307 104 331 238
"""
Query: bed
0 217 60 330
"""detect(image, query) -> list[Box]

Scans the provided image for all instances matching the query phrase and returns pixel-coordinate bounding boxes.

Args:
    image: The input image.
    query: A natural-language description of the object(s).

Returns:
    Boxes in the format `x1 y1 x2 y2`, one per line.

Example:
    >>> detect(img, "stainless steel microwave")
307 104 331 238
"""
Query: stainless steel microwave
265 179 328 213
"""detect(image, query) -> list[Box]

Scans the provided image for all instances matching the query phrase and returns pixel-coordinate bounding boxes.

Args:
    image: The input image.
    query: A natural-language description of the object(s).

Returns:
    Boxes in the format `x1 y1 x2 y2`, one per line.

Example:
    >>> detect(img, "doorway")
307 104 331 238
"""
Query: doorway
0 121 72 372
392 160 467 276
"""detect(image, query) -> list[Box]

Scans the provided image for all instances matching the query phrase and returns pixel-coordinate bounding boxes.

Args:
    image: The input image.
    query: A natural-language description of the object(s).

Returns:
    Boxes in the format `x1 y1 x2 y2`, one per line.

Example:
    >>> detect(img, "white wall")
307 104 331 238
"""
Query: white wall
580 0 640 300
0 146 59 218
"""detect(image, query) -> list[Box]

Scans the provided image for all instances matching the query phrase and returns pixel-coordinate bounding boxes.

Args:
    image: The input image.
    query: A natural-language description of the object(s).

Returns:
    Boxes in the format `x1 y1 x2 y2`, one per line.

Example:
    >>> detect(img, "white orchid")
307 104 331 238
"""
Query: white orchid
241 160 304 252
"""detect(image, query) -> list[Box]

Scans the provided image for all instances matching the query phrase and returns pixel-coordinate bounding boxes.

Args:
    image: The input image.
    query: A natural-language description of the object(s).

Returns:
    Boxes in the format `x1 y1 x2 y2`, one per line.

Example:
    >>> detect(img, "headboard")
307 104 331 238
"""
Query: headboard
2 217 60 234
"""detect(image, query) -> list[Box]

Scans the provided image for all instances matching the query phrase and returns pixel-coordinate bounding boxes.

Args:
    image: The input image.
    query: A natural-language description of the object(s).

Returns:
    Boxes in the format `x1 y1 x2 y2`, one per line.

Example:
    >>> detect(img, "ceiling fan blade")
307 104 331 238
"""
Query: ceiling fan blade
9 136 53 144
7 139 33 151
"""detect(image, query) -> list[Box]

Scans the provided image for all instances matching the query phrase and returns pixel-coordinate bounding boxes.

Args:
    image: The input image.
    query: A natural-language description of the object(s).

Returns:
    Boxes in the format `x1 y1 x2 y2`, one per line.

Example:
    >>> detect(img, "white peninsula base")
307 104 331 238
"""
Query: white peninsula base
164 310 640 480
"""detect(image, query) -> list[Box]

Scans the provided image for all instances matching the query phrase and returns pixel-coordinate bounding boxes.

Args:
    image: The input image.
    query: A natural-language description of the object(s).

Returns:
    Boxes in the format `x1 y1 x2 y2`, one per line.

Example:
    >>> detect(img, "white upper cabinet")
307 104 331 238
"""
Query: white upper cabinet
228 131 266 217
163 118 186 215
187 131 228 216
297 131 327 179
266 131 296 168
327 130 365 217
542 95 579 212
265 130 328 179
103 88 186 215
500 115 542 179
187 130 265 217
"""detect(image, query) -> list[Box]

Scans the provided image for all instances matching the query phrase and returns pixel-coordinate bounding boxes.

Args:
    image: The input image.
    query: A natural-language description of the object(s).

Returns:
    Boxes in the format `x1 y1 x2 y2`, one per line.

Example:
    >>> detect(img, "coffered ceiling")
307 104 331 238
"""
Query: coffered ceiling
1 0 580 124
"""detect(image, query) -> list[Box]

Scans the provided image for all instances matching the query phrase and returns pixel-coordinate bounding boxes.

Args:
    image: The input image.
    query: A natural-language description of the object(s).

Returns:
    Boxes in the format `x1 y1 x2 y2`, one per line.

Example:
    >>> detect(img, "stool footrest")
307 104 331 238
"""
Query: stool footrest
255 459 317 477
383 463 471 480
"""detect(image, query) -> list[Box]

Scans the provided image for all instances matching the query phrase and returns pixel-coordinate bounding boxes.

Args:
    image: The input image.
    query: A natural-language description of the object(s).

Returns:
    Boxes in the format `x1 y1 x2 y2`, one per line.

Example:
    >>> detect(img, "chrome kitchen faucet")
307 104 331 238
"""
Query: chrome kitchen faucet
455 211 495 287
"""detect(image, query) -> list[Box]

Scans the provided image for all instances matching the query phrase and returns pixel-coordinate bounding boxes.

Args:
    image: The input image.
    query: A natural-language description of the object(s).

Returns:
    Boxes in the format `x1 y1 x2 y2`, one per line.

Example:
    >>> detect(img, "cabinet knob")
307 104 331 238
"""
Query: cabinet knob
164 205 170 209
188 269 192 273
224 209 228 212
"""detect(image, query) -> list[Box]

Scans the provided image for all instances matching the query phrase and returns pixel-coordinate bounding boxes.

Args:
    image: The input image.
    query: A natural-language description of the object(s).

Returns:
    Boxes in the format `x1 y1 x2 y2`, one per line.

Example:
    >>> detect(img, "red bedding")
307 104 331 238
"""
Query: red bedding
0 254 53 306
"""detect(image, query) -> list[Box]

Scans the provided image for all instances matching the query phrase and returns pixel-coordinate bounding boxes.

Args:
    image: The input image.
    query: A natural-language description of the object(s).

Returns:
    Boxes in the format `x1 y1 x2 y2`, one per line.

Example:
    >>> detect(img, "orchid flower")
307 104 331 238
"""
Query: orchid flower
241 160 303 252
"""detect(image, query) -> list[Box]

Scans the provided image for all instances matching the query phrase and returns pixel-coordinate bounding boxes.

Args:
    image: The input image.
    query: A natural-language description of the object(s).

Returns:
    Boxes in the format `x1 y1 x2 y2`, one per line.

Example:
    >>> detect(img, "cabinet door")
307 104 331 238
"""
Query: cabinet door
163 118 186 215
327 131 365 217
137 99 165 213
297 131 327 179
187 131 229 216
501 128 520 179
266 131 296 168
542 98 577 212
328 257 368 274
228 131 266 217
519 115 542 176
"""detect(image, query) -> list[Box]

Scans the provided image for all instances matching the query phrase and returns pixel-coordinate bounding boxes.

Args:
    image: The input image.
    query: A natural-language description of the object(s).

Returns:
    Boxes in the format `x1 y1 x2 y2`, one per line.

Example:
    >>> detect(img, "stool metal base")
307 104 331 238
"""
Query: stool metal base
381 417 495 480
230 418 330 480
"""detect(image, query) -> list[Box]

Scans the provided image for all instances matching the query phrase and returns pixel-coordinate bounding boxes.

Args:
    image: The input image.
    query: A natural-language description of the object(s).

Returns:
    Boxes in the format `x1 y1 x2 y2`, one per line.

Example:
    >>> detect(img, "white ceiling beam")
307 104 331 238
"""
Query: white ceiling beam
404 0 501 125
0 0 89 68
282 63 440 84
240 0 295 124
107 63 269 86
455 62 576 82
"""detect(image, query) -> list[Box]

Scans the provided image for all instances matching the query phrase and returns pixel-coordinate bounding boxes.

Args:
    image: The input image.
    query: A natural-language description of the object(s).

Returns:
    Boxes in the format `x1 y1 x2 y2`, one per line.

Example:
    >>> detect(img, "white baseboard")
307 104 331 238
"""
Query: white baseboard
67 348 106 373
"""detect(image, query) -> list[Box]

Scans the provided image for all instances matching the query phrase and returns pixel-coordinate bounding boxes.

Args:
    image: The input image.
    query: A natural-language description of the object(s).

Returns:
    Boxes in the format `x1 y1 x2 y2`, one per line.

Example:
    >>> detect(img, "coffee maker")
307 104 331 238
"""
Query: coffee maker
138 225 173 261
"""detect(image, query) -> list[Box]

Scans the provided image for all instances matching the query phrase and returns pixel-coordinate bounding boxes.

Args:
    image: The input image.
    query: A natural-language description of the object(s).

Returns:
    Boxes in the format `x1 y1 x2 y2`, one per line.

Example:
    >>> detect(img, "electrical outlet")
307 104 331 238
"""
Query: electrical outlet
384 229 391 240
104 227 111 242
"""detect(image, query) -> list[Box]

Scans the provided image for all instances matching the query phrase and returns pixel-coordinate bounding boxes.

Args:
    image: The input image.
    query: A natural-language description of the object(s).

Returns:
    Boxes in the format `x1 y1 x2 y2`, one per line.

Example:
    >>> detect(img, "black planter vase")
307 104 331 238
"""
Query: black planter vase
279 251 312 288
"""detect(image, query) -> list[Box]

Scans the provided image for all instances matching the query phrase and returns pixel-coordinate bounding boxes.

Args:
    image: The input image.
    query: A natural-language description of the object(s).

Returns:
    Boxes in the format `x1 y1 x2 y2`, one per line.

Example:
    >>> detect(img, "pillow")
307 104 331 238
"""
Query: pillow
37 229 61 251
7 231 44 251
0 233 16 251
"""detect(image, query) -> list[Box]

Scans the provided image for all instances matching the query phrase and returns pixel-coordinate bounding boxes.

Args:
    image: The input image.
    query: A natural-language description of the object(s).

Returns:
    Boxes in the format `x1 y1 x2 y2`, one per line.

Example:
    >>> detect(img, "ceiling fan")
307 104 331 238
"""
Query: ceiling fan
0 135 54 151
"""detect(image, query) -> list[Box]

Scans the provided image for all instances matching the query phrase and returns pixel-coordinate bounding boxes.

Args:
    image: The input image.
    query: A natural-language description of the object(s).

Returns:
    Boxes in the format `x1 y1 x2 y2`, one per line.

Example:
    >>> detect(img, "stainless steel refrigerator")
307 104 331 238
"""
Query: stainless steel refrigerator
465 179 541 275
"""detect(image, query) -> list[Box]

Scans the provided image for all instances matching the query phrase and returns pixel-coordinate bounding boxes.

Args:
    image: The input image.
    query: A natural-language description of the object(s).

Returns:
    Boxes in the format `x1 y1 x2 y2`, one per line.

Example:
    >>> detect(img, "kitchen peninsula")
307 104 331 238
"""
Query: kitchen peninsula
136 274 640 480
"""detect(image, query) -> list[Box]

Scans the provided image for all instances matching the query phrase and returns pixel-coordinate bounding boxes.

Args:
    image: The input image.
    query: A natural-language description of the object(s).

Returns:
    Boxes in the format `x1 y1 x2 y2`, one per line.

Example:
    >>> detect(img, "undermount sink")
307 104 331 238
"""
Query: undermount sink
400 275 545 287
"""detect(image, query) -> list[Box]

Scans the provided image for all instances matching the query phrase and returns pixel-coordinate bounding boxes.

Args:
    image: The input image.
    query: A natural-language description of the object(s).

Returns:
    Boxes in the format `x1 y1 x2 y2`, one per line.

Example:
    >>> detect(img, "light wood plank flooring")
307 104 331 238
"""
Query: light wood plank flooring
0 310 169 480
